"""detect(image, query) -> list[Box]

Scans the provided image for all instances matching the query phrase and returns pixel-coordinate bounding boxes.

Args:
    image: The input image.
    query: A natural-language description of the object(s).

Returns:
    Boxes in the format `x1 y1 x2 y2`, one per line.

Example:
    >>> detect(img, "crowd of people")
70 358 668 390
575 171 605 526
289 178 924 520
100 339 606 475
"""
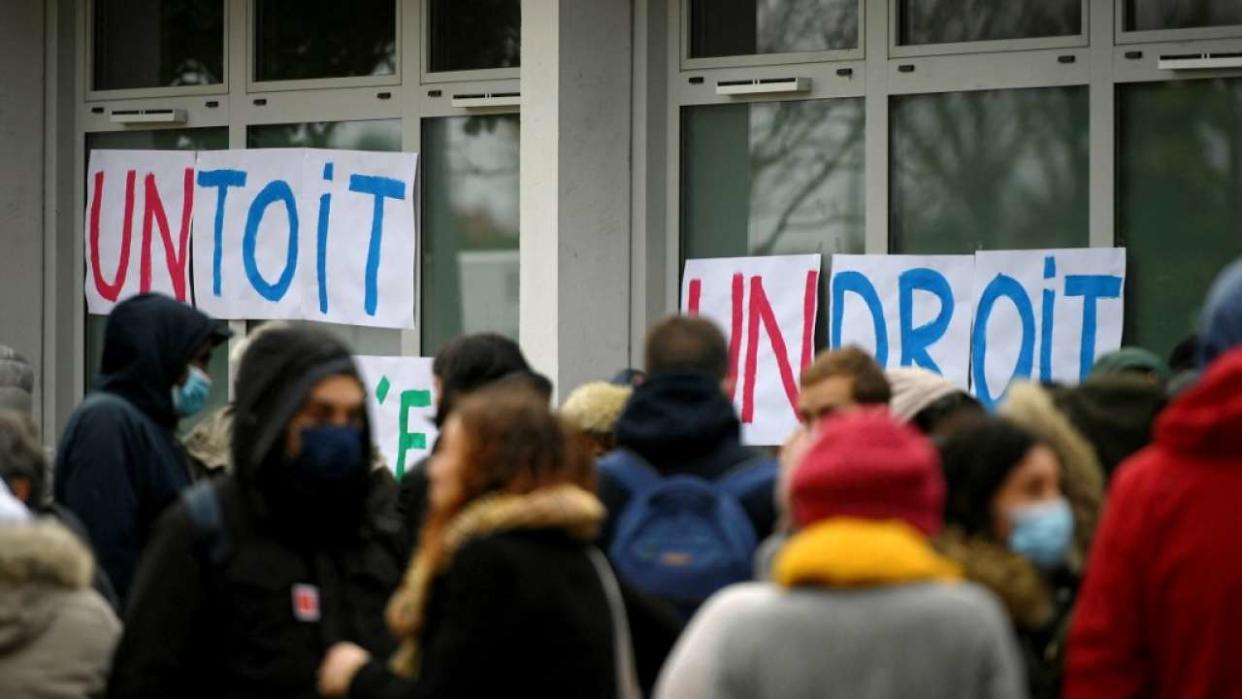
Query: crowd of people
0 258 1240 698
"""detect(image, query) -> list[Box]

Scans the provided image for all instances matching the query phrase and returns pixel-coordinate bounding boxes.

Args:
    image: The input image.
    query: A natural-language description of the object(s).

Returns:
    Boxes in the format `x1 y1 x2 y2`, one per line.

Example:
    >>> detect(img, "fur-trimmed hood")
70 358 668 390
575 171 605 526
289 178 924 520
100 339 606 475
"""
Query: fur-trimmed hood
1000 382 1105 568
938 527 1053 630
0 521 95 653
386 485 604 678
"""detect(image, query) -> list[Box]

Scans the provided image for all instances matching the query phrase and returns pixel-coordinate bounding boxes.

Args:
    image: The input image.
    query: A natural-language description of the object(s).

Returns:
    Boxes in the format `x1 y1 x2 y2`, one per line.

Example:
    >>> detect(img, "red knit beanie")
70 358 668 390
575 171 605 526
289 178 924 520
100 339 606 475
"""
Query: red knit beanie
790 407 945 536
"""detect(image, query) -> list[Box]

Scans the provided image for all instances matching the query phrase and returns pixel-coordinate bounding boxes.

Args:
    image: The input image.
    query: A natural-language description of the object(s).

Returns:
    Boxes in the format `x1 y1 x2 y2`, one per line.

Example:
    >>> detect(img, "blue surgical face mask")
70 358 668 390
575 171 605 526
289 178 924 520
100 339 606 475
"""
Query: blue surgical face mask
291 425 366 484
1007 497 1075 569
171 366 212 418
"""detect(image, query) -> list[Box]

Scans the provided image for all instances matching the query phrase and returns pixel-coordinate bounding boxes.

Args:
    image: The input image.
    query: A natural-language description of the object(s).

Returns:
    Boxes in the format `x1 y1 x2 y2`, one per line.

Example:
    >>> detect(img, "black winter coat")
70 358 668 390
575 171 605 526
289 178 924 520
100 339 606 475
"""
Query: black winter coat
348 528 682 699
110 326 404 699
55 293 229 601
109 471 403 699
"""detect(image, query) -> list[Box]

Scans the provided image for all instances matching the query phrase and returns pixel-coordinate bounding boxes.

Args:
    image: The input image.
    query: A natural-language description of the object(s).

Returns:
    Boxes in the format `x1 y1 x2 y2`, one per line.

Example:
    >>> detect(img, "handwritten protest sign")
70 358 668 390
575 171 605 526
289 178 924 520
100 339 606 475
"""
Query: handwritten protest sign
681 255 821 446
85 148 417 328
84 150 198 313
829 255 975 388
354 356 438 479
971 248 1125 408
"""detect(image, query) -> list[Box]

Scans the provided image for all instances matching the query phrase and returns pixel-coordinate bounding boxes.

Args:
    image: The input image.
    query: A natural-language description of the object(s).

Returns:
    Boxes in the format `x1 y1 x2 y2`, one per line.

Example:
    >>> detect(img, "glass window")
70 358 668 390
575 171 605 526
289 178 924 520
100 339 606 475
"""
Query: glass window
682 99 865 260
246 120 402 152
421 115 520 355
898 0 1081 45
84 128 230 427
93 0 224 90
246 120 404 355
1119 79 1242 359
890 86 1089 254
1125 0 1242 32
427 0 520 72
254 0 396 82
689 0 858 58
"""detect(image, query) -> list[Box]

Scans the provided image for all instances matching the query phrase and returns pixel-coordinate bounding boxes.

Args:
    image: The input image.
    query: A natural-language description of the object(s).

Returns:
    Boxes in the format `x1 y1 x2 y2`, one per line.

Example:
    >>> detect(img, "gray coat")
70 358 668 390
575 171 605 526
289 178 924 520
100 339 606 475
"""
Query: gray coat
656 581 1026 699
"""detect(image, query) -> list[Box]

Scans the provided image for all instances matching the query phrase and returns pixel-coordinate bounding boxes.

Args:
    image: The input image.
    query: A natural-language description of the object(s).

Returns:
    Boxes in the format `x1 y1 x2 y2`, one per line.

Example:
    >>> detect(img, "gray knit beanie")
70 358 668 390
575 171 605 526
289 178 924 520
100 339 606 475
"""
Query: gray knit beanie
886 367 960 422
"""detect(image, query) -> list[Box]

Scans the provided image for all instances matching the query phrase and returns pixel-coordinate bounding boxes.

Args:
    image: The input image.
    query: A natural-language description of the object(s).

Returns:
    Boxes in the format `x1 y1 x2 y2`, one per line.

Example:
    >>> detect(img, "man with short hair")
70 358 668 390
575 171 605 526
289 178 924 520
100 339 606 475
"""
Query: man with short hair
796 346 891 427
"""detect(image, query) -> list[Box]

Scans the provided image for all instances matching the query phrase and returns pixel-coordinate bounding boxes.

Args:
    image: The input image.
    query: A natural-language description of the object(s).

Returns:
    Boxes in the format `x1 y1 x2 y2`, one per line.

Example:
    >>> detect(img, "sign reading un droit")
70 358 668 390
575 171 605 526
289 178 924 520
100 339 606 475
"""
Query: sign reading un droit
83 148 418 329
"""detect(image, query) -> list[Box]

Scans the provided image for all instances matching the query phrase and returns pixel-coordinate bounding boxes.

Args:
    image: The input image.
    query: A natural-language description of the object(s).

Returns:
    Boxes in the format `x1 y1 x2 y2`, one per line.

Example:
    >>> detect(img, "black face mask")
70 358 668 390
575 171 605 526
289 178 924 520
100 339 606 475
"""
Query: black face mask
258 425 371 543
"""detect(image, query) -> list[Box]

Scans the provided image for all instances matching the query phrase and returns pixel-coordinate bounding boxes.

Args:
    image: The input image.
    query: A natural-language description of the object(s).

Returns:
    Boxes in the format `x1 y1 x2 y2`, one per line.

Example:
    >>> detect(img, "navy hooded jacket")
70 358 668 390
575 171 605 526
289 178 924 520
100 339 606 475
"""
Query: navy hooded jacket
55 294 228 602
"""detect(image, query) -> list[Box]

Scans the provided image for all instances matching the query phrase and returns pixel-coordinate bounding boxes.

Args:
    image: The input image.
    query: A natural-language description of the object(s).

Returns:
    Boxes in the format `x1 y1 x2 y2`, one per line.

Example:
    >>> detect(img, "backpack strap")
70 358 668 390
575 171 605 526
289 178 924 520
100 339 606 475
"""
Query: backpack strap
181 482 232 566
717 456 778 500
599 449 664 498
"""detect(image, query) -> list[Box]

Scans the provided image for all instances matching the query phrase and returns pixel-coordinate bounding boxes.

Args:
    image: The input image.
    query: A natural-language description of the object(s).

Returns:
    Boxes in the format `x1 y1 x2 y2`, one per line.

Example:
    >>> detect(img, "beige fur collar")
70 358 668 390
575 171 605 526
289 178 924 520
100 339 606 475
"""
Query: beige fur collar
386 484 604 678
0 521 93 590
938 527 1053 630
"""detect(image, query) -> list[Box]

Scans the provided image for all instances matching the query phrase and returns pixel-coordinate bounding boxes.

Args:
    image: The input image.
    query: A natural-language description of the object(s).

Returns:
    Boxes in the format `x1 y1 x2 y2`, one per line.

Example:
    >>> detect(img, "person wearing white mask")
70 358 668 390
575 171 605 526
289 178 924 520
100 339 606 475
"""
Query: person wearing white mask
55 293 229 604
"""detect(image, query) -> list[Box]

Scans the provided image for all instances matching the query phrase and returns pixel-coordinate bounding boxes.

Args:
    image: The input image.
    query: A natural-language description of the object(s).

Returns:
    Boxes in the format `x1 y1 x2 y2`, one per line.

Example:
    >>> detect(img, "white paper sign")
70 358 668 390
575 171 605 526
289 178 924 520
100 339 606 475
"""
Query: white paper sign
829 255 975 388
354 356 438 479
971 248 1126 408
84 149 197 313
681 255 822 446
192 148 417 327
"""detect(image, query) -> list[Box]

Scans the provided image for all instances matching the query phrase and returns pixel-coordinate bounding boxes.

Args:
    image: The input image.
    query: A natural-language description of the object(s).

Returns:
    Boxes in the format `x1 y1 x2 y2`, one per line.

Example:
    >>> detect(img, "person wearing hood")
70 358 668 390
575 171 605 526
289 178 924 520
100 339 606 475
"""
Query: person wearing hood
1065 346 1242 698
1046 374 1166 482
655 409 1025 699
0 482 121 698
938 417 1080 699
396 333 537 558
598 316 777 617
108 325 403 699
54 293 230 603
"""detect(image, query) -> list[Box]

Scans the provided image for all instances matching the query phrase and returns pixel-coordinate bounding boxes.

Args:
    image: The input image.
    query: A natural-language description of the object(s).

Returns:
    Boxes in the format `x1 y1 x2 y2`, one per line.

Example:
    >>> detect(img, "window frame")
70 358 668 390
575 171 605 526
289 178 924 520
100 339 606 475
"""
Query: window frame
678 0 866 71
84 0 231 101
1114 0 1242 45
887 0 1090 58
246 0 404 93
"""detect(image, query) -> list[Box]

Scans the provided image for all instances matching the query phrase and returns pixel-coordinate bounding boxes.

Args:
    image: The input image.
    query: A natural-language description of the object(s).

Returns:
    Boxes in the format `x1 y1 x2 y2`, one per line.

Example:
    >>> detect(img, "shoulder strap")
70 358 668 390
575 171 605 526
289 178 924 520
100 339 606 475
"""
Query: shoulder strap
600 449 663 497
717 456 778 499
587 548 642 699
181 482 232 566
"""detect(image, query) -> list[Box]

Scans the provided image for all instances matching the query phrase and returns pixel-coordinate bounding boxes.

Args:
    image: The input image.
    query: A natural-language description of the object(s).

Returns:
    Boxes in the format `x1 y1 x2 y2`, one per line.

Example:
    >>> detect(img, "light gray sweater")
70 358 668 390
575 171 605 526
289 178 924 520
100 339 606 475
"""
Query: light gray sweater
656 581 1026 699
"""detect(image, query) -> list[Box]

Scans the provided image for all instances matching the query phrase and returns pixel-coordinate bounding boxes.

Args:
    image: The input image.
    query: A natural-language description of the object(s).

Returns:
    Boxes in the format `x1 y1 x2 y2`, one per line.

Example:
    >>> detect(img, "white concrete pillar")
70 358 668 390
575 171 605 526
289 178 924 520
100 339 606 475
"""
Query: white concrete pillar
520 0 633 398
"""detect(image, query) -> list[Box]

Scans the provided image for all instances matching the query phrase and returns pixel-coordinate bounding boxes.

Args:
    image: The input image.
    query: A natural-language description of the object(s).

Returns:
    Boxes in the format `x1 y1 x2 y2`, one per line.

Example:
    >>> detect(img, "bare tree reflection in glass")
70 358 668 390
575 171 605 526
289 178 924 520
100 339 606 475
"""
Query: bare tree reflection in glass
1125 0 1242 31
691 0 857 58
890 86 1089 254
899 0 1080 45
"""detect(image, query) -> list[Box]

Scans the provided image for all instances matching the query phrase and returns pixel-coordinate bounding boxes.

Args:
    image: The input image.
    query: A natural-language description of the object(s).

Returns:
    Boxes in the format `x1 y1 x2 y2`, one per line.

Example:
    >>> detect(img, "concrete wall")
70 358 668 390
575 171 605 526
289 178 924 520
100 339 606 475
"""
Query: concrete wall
0 1 46 423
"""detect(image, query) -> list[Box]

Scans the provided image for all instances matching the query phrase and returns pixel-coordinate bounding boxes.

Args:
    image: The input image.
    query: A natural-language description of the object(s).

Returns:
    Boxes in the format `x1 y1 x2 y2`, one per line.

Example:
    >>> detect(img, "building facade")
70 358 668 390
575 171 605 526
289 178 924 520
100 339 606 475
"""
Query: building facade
2 0 1241 438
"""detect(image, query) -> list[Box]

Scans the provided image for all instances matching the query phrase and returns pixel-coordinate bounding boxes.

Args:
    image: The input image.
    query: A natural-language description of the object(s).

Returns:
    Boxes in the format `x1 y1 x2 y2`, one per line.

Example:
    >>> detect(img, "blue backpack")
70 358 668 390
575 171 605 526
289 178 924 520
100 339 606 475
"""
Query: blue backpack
601 450 776 618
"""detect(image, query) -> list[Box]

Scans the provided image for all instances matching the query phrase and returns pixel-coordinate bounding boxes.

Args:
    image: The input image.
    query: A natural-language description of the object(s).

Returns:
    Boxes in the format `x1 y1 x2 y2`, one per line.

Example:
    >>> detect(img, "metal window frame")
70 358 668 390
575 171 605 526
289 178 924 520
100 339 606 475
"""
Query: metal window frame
246 0 403 93
1114 0 1242 45
678 0 866 71
84 0 230 102
418 0 521 84
888 0 1090 59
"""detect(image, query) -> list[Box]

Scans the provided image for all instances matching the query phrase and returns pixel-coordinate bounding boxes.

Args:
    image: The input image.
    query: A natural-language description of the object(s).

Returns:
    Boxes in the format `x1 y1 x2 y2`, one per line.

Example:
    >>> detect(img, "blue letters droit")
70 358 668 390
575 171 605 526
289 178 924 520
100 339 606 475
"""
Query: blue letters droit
242 179 299 302
196 169 247 296
972 274 1036 410
898 268 954 373
348 174 407 317
831 271 888 366
1065 274 1123 381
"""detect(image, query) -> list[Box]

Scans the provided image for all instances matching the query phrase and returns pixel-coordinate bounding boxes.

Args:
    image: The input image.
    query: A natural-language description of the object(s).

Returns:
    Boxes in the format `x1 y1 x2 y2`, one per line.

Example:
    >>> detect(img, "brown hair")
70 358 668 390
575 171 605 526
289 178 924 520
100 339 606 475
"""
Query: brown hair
644 316 729 380
416 385 594 561
800 346 891 404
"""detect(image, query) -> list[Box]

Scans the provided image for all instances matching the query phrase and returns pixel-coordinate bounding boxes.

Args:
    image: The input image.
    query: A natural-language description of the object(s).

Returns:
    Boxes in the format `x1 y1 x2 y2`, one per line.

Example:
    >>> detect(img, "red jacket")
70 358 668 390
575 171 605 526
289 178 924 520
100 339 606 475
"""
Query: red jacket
1066 348 1242 699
